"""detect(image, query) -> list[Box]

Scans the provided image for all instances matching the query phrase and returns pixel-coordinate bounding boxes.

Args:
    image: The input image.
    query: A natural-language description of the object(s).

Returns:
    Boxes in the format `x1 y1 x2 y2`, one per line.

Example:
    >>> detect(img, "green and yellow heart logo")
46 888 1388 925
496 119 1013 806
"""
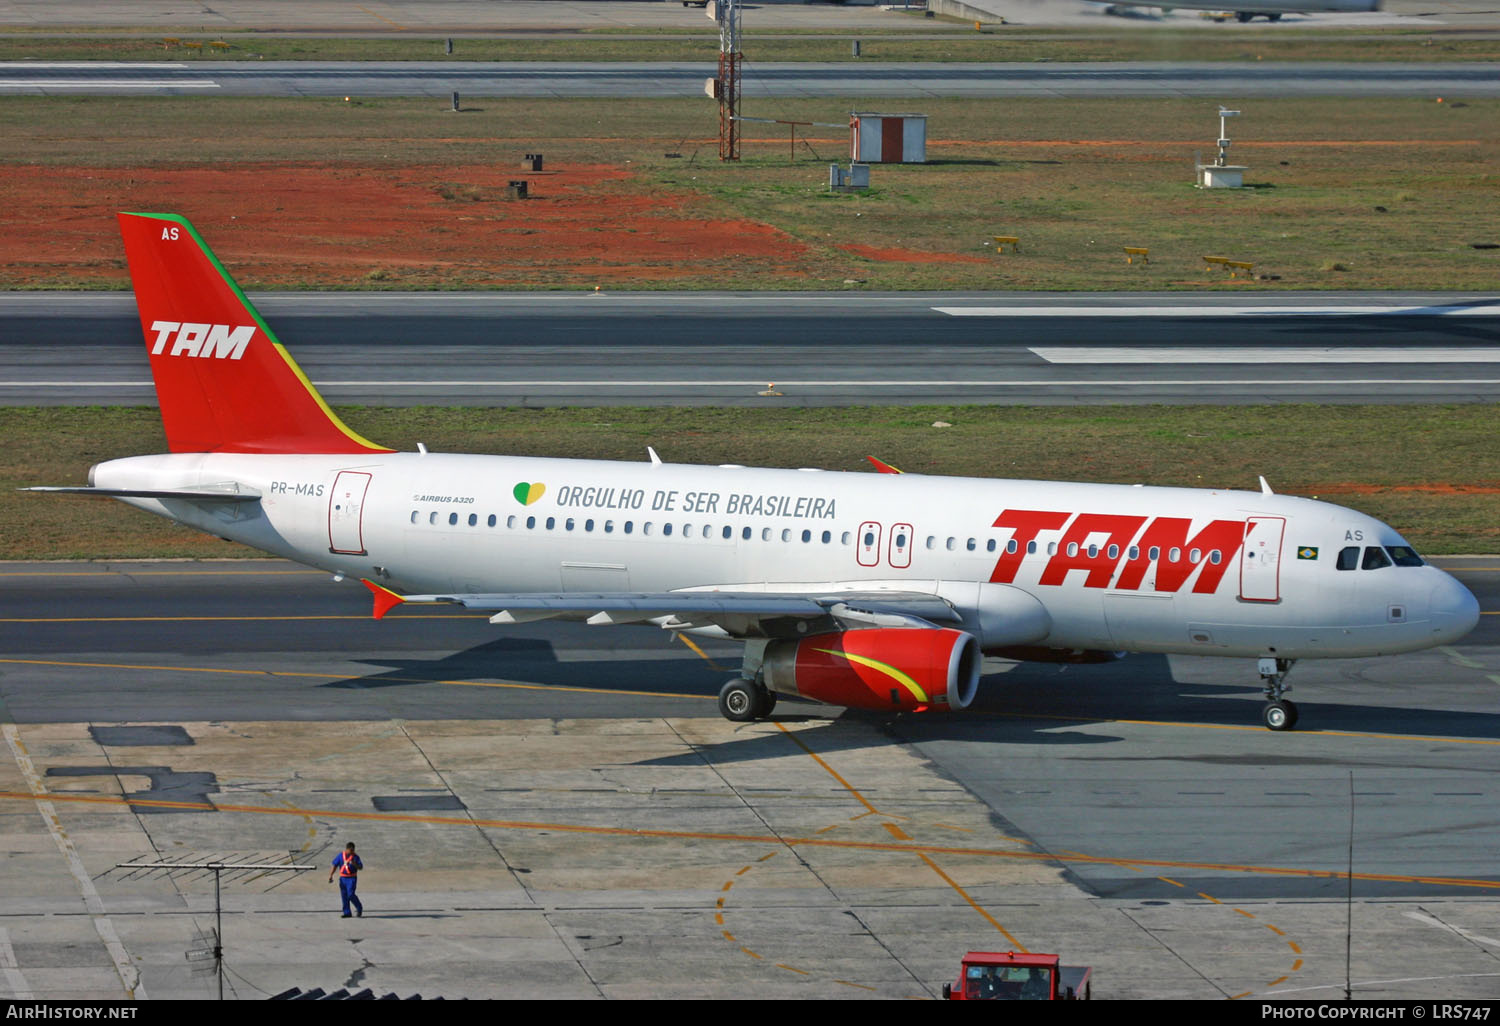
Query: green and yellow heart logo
513 482 546 506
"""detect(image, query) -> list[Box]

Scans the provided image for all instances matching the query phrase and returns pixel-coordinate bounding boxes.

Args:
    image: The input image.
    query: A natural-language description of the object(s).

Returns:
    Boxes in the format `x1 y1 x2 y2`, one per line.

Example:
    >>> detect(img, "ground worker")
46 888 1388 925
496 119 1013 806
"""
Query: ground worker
329 842 364 918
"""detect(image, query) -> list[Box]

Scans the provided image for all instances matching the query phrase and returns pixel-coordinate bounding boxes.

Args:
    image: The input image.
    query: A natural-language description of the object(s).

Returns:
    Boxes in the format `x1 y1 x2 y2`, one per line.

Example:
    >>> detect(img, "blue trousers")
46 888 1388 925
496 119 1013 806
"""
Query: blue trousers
339 876 362 916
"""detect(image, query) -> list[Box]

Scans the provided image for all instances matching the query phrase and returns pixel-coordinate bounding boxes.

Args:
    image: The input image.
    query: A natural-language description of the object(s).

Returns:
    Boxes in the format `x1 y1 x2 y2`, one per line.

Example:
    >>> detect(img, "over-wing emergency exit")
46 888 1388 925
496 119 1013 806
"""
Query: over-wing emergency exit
29 213 1479 731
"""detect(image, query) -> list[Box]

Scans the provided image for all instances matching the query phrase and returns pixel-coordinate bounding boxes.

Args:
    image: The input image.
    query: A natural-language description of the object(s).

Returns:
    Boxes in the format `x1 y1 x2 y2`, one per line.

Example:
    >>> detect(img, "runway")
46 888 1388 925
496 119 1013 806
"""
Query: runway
5 291 1499 407
4 60 1500 98
0 558 1497 998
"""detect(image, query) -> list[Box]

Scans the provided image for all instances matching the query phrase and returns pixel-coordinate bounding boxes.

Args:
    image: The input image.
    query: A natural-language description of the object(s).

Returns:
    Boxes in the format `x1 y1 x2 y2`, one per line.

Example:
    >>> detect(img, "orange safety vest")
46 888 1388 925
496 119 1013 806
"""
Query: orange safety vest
338 852 358 877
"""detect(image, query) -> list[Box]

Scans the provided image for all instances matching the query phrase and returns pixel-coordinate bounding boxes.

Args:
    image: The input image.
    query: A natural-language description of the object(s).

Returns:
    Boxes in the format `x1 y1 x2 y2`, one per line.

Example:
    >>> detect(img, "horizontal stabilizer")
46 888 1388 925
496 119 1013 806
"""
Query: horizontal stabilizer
361 579 407 620
22 485 261 503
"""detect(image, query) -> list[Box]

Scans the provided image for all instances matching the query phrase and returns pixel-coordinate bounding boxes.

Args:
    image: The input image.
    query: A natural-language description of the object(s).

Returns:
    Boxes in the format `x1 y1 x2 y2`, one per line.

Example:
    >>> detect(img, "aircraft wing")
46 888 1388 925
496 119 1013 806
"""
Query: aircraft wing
362 579 961 634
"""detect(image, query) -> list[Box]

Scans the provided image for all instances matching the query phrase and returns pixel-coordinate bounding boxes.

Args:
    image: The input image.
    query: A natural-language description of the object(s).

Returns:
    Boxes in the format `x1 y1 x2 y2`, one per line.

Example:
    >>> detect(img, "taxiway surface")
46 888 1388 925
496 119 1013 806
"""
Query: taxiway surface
1 559 1496 999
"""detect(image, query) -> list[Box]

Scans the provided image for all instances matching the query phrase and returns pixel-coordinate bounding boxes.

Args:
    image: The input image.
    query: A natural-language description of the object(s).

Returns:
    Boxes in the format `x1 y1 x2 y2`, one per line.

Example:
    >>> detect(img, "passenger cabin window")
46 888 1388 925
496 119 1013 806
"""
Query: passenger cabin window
1362 546 1392 570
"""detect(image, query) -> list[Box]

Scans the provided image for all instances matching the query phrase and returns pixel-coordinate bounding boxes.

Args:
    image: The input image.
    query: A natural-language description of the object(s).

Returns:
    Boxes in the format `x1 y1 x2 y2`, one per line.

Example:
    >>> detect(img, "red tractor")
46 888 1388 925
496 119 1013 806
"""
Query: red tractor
942 951 1092 1001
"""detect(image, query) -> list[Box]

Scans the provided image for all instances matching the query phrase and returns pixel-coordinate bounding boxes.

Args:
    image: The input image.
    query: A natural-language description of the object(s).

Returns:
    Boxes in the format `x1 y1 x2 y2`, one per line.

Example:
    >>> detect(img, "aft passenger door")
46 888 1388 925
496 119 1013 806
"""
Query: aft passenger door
328 471 372 556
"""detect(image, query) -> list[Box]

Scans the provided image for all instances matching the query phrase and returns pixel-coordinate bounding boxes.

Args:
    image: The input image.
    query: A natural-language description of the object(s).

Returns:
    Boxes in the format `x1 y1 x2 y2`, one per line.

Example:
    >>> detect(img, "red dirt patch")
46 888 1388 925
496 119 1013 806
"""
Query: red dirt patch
0 163 813 288
836 242 989 266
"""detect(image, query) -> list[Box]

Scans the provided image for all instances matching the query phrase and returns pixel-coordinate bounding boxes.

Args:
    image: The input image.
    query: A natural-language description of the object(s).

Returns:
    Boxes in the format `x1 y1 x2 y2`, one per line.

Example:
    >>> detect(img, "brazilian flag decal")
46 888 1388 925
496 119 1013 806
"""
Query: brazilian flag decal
1297 546 1319 560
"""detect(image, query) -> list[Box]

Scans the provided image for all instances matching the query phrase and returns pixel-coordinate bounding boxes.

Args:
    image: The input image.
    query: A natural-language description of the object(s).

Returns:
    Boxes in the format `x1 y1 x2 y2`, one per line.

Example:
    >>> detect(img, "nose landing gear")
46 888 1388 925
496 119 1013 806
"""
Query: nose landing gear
1258 657 1299 731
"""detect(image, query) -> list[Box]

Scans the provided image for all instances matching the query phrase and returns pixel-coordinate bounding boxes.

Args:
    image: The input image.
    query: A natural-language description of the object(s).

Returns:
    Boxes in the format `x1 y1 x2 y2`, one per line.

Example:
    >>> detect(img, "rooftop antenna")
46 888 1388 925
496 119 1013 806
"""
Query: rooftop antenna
117 854 315 999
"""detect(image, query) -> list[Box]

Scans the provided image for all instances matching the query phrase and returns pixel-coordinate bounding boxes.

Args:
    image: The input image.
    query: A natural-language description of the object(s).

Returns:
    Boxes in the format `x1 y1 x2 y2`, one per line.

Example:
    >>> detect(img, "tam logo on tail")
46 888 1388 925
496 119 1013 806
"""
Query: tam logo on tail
148 320 255 360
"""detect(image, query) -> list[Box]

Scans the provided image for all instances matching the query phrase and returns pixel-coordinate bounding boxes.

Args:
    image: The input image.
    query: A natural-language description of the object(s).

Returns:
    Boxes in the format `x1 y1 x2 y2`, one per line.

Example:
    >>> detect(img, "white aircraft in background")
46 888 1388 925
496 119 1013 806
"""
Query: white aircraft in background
1094 1 1379 22
32 213 1478 732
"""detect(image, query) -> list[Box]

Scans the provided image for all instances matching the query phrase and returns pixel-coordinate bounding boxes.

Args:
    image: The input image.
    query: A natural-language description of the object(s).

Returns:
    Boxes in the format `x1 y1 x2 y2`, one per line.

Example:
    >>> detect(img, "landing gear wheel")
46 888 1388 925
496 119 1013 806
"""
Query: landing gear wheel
754 688 778 719
1262 699 1299 732
718 679 759 722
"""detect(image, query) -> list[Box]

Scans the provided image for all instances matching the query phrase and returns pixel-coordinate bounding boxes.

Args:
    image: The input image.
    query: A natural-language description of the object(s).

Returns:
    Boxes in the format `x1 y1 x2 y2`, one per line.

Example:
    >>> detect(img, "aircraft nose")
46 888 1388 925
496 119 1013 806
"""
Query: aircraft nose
1429 573 1480 644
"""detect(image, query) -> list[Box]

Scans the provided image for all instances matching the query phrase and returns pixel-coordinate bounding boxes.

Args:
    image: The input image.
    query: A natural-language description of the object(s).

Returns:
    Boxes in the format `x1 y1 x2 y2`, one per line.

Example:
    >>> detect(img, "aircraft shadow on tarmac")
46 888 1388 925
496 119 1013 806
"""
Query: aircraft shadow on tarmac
316 640 1500 749
315 634 723 697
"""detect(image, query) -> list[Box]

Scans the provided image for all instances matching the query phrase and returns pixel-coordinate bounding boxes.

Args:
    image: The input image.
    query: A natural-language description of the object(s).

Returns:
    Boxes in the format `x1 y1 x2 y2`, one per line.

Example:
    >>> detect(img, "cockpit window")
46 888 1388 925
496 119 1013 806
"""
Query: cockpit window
1386 545 1424 567
1336 546 1359 571
1362 546 1392 570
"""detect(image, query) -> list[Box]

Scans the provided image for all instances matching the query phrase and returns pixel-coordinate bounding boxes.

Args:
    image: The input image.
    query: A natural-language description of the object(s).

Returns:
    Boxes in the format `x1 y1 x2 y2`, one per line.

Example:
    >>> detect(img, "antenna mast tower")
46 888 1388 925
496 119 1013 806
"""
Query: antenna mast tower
715 0 742 161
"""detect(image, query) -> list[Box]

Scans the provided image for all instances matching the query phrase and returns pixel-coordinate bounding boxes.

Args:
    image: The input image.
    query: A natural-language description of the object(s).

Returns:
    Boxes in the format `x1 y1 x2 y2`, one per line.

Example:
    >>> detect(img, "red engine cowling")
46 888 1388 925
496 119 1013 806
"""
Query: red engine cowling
761 628 981 713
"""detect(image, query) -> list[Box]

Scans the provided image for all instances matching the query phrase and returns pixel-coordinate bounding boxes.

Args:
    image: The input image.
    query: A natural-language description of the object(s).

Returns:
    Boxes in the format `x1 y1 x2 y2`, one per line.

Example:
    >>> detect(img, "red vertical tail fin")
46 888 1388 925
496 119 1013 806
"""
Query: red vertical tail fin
117 212 390 455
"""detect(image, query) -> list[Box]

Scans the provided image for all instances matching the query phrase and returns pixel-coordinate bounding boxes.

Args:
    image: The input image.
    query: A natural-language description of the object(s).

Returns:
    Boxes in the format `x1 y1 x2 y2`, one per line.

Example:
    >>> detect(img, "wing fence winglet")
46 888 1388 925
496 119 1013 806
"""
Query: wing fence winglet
361 579 406 620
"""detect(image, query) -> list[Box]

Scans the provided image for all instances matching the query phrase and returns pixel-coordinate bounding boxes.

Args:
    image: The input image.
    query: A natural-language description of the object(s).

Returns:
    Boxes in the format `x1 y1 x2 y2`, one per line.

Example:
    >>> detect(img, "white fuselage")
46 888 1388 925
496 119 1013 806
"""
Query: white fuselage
92 450 1479 662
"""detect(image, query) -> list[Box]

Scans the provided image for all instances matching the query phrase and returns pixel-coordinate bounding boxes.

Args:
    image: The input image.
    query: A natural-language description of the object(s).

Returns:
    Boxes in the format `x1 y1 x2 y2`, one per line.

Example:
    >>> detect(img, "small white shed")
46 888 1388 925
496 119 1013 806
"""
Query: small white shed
849 112 927 164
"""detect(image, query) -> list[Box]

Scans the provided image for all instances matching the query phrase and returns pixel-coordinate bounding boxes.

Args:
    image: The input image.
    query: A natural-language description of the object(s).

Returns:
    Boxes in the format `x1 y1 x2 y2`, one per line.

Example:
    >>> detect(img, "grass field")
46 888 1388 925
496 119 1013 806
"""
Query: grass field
6 405 1498 560
0 28 1497 63
2 94 1497 291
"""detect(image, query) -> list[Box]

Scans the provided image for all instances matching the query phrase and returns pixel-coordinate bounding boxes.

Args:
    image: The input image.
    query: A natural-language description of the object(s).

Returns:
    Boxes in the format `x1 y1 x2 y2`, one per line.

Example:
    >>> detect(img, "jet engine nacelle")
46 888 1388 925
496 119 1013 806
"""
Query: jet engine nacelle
761 627 980 713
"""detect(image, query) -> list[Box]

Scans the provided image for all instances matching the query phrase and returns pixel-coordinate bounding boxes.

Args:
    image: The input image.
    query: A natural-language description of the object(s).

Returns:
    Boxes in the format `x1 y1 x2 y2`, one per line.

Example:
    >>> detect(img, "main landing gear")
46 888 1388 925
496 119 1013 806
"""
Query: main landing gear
718 678 777 722
1258 656 1298 731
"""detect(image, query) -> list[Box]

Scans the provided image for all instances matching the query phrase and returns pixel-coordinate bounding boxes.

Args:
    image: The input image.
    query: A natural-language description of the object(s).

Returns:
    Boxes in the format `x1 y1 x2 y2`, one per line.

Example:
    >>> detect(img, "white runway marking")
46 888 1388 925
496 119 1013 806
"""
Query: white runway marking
936 305 1500 318
1030 348 1500 365
0 80 219 89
